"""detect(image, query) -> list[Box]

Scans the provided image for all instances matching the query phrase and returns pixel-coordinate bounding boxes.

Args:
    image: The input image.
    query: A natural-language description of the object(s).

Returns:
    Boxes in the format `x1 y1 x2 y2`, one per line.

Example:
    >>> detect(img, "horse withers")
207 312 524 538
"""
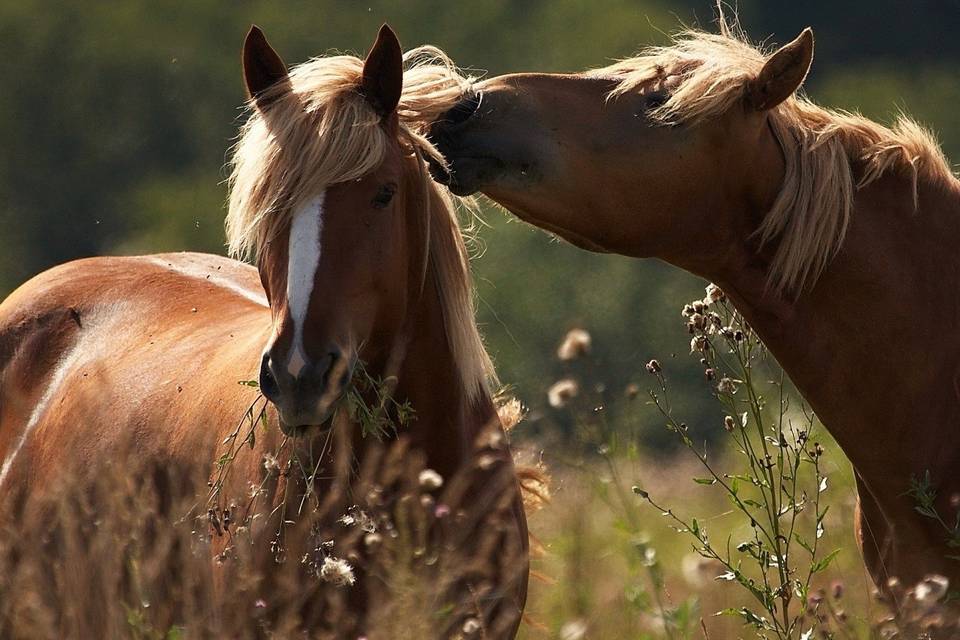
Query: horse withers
429 15 960 604
0 24 527 638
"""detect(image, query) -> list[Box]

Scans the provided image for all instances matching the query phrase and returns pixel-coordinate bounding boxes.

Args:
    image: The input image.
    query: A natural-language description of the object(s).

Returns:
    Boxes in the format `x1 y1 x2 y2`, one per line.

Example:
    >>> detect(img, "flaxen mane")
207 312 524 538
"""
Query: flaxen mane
226 46 494 401
592 16 956 293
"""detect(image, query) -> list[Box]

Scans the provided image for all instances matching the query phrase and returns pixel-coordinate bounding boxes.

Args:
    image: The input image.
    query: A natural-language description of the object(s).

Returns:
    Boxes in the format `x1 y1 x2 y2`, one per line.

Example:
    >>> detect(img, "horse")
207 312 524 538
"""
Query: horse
0 24 527 638
428 14 960 603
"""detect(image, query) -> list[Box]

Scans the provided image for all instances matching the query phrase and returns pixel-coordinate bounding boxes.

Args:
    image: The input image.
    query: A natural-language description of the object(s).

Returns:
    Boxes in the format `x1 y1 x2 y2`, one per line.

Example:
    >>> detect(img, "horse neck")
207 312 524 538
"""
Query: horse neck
710 169 960 514
402 268 496 473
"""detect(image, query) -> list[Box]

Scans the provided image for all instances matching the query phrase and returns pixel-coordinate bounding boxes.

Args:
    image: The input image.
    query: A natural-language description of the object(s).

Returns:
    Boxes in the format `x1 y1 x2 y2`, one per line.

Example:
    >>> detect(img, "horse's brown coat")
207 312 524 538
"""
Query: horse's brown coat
430 19 960 600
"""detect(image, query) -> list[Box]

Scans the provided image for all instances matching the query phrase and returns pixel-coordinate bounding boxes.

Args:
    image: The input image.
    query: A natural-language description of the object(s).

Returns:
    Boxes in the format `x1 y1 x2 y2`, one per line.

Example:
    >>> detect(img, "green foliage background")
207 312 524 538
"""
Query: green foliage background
2 1 957 448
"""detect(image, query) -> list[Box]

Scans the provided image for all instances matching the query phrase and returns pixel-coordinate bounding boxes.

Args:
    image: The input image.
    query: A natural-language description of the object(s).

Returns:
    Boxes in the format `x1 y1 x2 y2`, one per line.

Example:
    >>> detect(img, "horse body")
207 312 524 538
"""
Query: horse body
715 170 960 588
430 17 960 597
0 253 268 496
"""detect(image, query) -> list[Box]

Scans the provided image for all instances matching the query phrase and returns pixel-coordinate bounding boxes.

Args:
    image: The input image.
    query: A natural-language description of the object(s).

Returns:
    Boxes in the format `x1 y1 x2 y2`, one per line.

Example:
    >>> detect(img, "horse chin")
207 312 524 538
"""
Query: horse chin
277 403 338 438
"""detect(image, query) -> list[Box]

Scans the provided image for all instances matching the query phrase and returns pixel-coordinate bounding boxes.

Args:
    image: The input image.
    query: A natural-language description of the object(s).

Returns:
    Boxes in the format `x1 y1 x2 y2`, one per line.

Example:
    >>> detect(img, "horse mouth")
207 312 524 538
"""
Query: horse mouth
277 393 343 437
280 417 333 438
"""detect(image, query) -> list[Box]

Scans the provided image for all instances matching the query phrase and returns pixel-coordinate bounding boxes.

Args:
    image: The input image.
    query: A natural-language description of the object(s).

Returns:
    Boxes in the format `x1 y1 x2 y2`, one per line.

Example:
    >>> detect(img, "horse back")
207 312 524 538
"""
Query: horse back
0 253 270 494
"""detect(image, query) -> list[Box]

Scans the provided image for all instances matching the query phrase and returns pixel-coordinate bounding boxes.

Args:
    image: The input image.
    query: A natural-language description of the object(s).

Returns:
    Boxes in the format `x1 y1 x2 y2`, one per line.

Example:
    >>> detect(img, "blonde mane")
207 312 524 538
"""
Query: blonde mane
226 46 495 401
593 16 956 294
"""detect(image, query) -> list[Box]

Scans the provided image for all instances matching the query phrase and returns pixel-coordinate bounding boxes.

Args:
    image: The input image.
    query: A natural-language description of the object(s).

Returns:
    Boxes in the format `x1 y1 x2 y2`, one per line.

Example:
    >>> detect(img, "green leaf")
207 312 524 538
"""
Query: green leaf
794 533 815 555
693 477 716 485
238 379 259 387
811 548 840 573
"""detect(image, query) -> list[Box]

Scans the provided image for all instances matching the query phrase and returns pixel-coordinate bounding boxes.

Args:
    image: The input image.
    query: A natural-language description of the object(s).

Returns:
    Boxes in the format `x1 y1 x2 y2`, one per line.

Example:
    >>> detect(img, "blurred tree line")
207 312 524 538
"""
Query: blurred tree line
2 1 958 449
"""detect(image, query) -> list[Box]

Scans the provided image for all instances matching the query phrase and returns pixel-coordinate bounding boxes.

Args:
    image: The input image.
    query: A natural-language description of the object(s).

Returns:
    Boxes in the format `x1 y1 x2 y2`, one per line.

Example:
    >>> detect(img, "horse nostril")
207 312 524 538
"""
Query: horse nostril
259 353 279 400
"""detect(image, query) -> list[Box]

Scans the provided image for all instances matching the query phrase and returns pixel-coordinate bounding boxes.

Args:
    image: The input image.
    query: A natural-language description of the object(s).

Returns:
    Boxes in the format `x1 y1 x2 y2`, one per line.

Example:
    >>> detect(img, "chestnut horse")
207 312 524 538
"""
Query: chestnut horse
430 18 960 599
0 25 527 636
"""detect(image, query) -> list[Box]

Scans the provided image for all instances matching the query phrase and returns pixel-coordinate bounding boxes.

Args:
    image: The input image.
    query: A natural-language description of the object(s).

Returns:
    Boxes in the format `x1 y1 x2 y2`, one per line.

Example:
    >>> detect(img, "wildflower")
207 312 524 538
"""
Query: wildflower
724 416 736 432
716 377 738 394
643 547 657 566
547 378 579 408
687 313 707 332
913 574 949 608
263 453 280 472
337 514 356 527
497 397 524 432
557 328 592 361
477 454 498 470
645 359 661 374
831 579 844 600
704 367 716 381
704 283 725 304
435 503 451 518
254 598 267 609
690 335 708 354
559 620 588 640
462 618 481 635
682 304 695 317
364 532 382 548
418 468 444 491
318 556 355 586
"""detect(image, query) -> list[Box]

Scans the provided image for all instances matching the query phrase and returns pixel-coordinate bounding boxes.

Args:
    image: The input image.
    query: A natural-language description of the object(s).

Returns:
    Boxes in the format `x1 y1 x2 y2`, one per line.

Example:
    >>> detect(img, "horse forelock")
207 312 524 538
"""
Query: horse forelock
225 46 494 404
591 13 957 295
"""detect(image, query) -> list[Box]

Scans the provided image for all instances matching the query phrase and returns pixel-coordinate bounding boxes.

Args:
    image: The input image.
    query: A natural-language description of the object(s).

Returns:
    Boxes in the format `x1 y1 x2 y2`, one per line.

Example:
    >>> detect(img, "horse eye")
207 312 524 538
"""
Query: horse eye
372 184 397 209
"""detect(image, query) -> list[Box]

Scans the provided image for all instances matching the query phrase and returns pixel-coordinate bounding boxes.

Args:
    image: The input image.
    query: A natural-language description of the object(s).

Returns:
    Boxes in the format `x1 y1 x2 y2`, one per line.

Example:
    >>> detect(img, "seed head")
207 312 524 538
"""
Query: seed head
645 359 662 374
690 335 708 354
418 468 444 491
716 377 738 394
318 556 356 587
548 378 580 408
704 283 726 304
557 328 592 361
462 618 482 635
263 453 280 472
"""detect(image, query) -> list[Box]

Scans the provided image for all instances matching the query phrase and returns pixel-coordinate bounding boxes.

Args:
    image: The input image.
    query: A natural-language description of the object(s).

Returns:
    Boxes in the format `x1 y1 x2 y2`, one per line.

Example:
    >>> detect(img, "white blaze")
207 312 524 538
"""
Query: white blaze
286 193 325 378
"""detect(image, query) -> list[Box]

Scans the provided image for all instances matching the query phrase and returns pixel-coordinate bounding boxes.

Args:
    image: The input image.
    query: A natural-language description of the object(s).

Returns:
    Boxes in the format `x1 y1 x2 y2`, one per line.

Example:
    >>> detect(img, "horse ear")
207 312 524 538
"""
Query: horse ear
360 24 403 116
747 27 814 111
243 25 289 110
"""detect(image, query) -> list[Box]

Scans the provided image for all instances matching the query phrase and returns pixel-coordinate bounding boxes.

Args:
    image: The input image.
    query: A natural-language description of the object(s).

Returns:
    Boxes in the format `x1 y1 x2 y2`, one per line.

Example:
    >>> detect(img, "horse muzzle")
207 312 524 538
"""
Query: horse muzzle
259 347 354 435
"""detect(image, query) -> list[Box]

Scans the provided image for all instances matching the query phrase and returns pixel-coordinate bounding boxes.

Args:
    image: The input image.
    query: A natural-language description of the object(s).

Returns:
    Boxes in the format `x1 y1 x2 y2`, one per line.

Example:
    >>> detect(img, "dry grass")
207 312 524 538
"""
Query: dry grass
0 435 528 639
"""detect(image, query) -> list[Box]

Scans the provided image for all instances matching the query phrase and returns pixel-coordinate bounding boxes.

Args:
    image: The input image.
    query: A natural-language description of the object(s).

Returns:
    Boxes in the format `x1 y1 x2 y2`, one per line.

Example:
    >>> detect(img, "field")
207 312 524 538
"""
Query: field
4 2 960 638
2 293 949 639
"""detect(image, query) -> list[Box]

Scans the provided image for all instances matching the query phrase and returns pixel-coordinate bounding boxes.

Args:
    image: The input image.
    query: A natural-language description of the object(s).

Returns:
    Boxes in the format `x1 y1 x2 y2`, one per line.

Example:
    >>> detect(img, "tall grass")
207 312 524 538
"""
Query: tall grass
521 285 957 639
0 428 528 638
